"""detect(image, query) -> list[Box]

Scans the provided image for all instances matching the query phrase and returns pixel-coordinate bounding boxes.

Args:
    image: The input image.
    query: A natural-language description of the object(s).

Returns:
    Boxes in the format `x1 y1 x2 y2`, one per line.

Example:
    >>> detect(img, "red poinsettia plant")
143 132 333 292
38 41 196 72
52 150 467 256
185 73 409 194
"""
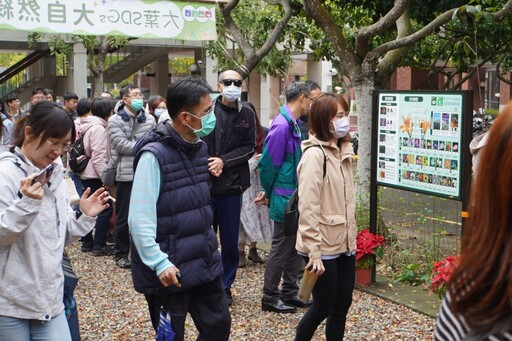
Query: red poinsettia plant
355 230 385 270
429 255 459 299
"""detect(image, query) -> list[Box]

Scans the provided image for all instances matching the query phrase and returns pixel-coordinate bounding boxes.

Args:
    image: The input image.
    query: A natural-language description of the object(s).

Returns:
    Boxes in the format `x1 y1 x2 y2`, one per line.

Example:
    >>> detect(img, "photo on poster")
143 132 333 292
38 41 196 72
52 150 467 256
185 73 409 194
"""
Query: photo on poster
416 155 422 166
451 114 459 131
410 171 416 181
451 160 458 171
402 154 408 164
380 118 387 127
453 142 459 153
442 113 450 130
446 141 452 152
426 140 432 149
380 107 387 116
436 158 443 168
379 145 386 154
430 157 436 168
403 137 409 147
379 161 386 169
439 140 445 151
408 154 415 165
380 134 386 142
433 112 441 130
444 159 451 170
422 156 428 167
414 138 420 148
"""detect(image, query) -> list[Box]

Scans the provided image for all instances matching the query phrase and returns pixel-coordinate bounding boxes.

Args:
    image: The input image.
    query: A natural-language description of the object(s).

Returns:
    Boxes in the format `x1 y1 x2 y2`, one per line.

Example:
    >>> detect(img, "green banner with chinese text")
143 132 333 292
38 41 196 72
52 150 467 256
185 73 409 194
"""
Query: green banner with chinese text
0 0 217 40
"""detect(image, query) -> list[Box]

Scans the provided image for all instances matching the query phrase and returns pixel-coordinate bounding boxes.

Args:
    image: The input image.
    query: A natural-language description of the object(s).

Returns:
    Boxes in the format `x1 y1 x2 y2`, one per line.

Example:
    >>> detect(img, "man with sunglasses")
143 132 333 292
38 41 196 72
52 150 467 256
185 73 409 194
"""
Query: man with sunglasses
202 70 256 306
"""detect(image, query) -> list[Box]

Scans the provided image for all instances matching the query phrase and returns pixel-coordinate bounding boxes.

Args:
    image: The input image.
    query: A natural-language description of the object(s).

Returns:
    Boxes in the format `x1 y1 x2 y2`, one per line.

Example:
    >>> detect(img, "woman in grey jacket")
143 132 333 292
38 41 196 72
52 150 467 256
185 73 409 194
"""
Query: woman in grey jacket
0 101 110 340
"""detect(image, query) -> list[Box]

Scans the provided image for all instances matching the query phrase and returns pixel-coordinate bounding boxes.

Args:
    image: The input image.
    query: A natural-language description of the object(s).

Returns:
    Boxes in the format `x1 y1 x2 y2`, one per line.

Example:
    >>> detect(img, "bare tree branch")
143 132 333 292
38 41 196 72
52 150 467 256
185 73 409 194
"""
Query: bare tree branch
496 60 512 85
369 0 512 58
303 0 361 79
221 0 293 78
375 8 413 86
355 0 411 57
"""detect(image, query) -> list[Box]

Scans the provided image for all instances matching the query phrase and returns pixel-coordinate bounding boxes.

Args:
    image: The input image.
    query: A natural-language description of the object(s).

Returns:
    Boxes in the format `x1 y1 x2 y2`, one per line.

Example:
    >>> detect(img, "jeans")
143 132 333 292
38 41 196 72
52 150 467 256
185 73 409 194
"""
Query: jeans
80 178 113 247
114 181 133 258
294 254 355 341
262 220 303 301
0 312 71 341
69 172 83 212
210 194 242 290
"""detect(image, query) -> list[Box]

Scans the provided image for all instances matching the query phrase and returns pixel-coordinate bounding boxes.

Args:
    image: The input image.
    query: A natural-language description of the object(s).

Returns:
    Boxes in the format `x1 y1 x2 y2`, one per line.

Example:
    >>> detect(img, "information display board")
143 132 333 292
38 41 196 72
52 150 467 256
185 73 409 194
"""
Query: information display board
375 91 466 199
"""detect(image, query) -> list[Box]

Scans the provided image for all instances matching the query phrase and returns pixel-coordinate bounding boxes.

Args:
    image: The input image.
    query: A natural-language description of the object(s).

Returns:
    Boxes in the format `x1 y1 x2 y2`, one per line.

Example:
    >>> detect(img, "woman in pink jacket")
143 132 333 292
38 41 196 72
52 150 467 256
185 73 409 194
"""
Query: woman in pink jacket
79 97 115 255
295 93 356 341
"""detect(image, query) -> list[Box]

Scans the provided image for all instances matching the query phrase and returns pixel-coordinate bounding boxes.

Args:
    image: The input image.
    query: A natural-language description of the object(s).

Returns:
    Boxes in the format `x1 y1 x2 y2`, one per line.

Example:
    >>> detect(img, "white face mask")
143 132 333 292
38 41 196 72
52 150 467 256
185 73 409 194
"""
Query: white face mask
222 86 242 102
154 108 167 118
331 116 350 138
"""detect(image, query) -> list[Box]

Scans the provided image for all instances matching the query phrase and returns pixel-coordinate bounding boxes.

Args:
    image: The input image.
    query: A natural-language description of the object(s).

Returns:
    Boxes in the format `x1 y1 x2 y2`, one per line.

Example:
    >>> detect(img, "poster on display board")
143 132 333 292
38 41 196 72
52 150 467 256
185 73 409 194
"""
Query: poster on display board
374 91 471 200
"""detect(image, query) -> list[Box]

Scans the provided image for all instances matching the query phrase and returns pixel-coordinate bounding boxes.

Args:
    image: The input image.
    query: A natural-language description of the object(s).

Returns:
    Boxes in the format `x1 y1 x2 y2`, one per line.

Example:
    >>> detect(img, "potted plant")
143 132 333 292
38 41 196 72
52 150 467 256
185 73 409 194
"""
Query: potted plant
428 255 459 299
355 229 385 287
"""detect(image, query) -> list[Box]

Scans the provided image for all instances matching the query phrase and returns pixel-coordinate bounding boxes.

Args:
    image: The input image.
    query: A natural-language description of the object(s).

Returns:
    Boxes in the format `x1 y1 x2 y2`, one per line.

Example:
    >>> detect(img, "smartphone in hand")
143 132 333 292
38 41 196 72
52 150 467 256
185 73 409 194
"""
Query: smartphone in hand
31 164 54 186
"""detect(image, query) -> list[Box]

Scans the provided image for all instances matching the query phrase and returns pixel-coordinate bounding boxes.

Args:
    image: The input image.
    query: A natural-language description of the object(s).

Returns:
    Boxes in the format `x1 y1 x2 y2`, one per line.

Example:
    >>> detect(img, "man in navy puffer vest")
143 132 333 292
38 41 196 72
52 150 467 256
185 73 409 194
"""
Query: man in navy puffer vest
128 77 231 340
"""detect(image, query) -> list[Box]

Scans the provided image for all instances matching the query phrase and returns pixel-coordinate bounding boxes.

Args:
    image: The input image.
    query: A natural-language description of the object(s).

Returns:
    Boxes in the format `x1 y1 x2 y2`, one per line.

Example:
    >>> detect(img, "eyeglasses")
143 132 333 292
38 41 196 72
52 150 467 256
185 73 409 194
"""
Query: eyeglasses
127 92 144 99
187 108 213 119
46 140 72 152
221 79 243 87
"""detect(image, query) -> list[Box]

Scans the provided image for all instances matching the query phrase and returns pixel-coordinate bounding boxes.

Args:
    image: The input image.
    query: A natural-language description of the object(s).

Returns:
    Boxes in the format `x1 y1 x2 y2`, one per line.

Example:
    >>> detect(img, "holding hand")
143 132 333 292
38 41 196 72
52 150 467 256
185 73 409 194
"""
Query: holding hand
253 191 269 206
79 187 110 217
306 258 325 276
208 157 224 177
159 266 182 288
20 175 44 200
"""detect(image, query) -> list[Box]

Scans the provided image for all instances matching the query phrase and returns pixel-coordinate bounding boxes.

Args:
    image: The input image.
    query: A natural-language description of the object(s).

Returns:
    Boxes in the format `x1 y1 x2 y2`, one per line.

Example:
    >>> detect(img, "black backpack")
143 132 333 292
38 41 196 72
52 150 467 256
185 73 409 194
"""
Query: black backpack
283 145 327 238
68 124 97 174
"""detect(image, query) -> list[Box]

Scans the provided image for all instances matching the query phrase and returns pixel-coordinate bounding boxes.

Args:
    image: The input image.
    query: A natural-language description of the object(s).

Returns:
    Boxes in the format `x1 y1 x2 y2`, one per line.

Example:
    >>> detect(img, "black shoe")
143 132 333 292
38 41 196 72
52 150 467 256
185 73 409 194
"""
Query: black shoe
282 297 313 308
225 289 233 306
92 245 114 256
81 243 93 252
114 256 131 269
261 299 297 313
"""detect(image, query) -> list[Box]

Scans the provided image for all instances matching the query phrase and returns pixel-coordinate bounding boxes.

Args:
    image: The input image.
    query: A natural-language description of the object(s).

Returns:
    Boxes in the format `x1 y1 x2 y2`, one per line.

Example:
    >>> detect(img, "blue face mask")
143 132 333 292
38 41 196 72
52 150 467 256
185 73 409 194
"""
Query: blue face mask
130 99 144 111
186 111 216 137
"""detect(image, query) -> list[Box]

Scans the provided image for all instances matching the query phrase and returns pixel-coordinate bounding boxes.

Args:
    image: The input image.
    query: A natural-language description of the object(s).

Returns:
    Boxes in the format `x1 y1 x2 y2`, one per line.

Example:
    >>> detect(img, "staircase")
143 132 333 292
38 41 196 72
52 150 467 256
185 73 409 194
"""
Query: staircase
0 49 52 101
103 46 170 83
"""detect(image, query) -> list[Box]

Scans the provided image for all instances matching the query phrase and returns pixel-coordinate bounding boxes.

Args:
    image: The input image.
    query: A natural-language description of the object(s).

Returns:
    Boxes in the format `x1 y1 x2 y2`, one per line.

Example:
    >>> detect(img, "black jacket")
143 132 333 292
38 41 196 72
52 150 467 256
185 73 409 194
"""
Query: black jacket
202 97 256 195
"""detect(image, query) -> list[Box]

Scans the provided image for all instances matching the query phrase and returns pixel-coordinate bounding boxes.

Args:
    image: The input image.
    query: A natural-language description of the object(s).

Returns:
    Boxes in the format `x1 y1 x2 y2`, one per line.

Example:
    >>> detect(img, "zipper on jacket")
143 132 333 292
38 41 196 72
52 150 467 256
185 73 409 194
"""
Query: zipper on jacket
54 197 61 238
339 154 349 251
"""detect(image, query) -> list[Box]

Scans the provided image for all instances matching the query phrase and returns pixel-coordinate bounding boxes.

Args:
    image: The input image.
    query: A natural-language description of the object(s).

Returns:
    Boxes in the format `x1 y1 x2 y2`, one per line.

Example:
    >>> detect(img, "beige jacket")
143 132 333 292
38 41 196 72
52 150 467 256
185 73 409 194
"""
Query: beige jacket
295 134 356 260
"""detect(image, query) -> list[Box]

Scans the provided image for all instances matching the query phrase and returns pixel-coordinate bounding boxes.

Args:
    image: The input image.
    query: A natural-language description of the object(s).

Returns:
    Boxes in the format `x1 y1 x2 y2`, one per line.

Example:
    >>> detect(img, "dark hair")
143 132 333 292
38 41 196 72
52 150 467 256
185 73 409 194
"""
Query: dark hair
285 81 311 102
6 93 19 104
448 100 512 330
32 87 47 96
147 95 166 114
101 91 113 98
305 80 320 91
76 98 92 117
45 88 53 96
120 84 139 98
13 101 75 148
243 101 264 154
63 91 78 101
91 97 115 120
166 77 211 120
309 93 348 142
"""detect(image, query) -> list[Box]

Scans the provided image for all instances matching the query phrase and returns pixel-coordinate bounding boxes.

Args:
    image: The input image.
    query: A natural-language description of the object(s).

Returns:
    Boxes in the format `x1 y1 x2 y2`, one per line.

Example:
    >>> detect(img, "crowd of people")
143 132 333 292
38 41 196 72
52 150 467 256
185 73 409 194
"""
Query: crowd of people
1 71 512 341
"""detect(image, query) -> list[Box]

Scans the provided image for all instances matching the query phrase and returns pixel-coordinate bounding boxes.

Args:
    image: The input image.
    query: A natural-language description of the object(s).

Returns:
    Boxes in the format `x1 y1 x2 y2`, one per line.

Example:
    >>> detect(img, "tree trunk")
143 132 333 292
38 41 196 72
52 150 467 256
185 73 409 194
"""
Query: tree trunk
353 79 375 198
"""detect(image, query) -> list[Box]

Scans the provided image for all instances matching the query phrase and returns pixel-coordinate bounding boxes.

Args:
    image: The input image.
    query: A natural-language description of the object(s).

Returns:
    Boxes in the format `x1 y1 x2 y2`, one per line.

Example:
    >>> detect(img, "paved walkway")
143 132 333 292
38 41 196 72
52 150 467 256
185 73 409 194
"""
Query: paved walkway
359 274 440 318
